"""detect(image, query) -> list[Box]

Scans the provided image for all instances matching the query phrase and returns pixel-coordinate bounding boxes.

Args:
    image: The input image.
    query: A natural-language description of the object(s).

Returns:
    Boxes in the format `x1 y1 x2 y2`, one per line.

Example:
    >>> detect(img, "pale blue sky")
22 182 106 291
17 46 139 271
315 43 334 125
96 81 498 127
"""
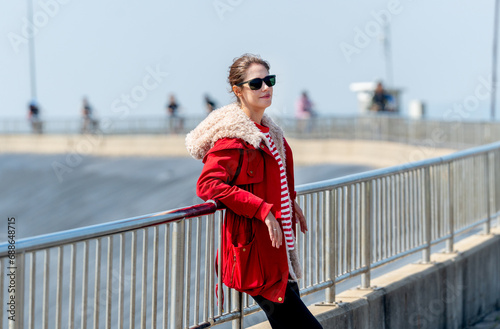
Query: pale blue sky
0 0 497 121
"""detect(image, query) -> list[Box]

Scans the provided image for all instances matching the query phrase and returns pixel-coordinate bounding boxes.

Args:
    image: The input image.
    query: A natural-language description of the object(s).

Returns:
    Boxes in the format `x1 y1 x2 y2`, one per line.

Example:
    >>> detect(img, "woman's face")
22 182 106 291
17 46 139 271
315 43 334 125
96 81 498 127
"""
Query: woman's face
235 63 273 113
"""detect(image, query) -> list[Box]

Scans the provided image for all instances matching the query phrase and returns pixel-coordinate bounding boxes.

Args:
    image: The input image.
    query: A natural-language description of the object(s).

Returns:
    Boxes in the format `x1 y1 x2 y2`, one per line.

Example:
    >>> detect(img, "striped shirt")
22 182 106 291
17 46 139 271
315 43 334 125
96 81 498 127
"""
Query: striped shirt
257 125 295 250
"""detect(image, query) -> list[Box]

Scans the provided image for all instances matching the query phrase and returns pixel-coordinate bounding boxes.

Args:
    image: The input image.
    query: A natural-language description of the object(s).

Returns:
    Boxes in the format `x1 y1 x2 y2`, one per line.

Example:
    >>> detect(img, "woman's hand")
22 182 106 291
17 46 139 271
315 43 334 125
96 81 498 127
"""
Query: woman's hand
294 200 308 234
264 212 282 248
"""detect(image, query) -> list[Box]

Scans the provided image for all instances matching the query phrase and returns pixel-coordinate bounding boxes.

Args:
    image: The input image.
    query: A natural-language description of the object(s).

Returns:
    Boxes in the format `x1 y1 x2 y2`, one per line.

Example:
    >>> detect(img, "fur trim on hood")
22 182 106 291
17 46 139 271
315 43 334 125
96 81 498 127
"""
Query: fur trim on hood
185 103 286 165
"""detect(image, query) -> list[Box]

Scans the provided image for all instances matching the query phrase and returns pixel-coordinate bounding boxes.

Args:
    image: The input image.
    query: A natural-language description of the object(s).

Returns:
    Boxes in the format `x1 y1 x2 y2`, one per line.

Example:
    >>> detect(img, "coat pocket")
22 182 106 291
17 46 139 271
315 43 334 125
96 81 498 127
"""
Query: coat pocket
223 237 264 292
232 149 264 185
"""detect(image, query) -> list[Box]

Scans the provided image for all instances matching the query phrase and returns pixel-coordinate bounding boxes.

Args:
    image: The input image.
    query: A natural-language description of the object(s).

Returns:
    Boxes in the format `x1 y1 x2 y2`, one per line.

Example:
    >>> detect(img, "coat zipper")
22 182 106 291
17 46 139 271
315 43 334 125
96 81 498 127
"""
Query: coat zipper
230 253 236 284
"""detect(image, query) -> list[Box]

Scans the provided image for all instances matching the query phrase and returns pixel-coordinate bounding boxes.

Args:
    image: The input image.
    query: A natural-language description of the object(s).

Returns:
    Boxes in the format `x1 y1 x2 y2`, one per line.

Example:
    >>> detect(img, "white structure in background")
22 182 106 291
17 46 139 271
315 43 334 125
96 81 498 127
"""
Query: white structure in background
408 100 426 119
349 82 402 114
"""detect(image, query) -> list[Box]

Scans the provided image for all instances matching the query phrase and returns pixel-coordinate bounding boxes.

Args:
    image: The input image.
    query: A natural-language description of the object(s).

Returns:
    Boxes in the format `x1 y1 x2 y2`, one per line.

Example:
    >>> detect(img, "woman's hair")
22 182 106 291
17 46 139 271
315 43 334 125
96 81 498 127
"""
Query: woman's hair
228 53 270 104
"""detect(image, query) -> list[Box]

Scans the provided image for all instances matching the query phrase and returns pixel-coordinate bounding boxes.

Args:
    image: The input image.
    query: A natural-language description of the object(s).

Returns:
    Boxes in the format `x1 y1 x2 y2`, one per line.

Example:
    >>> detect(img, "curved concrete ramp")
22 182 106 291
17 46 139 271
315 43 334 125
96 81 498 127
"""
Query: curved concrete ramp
0 154 373 241
1 135 455 241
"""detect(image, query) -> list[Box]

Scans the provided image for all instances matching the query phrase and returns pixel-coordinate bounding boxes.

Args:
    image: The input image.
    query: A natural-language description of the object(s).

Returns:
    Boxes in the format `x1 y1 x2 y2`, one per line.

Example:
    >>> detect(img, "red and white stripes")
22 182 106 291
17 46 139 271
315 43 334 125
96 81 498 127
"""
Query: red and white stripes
263 132 295 250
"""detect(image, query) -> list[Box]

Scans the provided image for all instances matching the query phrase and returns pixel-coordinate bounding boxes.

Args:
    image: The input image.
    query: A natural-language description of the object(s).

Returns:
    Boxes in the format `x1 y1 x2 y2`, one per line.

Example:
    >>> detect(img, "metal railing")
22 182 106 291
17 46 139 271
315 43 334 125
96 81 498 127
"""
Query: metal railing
274 115 500 148
1 142 500 329
2 115 500 148
0 116 206 136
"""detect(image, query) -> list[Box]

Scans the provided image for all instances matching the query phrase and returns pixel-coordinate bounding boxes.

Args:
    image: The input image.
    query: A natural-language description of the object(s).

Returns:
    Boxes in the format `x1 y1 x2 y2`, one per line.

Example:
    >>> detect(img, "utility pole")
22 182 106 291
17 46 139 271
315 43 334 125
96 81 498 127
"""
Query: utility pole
491 0 499 121
383 23 394 87
27 0 38 102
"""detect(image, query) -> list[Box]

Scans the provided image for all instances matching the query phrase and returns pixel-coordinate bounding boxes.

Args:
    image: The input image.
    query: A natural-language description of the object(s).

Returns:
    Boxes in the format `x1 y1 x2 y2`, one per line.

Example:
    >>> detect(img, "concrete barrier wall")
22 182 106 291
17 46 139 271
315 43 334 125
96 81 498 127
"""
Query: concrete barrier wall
250 228 500 329
0 134 456 168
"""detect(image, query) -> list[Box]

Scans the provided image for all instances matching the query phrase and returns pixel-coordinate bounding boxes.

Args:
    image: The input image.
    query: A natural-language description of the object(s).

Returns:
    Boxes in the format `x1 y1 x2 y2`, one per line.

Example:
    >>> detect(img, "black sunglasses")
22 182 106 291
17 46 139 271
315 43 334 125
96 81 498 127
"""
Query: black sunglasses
236 75 276 90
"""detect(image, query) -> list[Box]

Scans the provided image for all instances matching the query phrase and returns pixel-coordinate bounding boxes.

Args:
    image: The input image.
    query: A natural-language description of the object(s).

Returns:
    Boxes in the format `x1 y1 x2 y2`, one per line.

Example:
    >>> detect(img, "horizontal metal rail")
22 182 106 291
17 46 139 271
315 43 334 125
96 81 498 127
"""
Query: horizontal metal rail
296 140 500 194
1 142 499 329
0 202 217 256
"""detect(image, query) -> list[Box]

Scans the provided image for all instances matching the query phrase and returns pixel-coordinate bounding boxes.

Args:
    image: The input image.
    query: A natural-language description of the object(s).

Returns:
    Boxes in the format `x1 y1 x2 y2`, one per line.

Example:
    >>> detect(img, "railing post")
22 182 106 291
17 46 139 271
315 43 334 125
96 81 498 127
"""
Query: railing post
423 167 432 263
446 162 454 253
231 290 243 329
485 153 491 234
216 212 224 319
151 228 159 329
42 250 50 329
93 238 101 329
9 252 24 329
19 252 24 329
170 220 185 329
361 181 372 289
1 258 4 329
325 189 336 303
497 150 500 229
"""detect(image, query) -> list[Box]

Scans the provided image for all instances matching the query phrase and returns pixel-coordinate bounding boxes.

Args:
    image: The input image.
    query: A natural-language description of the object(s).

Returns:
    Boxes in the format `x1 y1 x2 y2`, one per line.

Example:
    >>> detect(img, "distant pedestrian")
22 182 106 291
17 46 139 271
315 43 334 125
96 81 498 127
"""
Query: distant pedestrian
204 94 217 114
295 91 315 133
81 97 98 133
370 82 395 112
166 94 183 133
28 101 42 134
167 94 179 117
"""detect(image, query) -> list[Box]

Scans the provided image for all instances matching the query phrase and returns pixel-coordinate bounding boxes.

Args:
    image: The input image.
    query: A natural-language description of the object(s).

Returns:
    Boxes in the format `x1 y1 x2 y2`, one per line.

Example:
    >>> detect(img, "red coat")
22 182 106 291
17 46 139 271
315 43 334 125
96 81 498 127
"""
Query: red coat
197 137 297 303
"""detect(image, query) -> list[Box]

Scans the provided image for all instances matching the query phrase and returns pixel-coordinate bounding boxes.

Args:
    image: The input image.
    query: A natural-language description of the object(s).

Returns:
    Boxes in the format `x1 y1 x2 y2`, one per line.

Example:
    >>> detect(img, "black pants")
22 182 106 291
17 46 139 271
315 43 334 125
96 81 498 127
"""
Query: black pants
252 281 323 329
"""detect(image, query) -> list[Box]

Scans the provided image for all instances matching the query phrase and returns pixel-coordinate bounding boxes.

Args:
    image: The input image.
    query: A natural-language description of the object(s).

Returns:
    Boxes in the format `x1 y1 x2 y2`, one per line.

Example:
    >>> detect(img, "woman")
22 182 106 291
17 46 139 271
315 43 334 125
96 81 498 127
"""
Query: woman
186 54 323 328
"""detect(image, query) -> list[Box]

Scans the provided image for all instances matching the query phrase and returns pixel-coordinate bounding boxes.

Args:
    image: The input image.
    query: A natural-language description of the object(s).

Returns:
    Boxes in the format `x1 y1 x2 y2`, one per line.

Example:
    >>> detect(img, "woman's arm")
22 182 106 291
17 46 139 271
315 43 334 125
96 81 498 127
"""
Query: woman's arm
197 149 273 222
198 149 283 248
294 200 308 234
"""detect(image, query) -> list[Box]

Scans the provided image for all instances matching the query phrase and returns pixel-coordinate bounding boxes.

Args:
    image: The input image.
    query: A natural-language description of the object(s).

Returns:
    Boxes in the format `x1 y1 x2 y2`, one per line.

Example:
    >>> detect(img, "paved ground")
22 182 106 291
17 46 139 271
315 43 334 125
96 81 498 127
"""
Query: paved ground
466 309 500 329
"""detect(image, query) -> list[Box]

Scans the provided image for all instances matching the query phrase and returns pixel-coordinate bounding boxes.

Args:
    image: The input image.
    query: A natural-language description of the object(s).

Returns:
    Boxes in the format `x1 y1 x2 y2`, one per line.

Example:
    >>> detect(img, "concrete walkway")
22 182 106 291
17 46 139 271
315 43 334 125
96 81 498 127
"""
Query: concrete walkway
0 134 456 168
466 309 500 329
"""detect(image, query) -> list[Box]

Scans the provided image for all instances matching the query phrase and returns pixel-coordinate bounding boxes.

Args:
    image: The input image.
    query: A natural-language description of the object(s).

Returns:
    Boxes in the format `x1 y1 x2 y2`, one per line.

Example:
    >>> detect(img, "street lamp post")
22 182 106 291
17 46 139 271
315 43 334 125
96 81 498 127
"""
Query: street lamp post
491 0 499 121
383 23 394 88
27 0 38 102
